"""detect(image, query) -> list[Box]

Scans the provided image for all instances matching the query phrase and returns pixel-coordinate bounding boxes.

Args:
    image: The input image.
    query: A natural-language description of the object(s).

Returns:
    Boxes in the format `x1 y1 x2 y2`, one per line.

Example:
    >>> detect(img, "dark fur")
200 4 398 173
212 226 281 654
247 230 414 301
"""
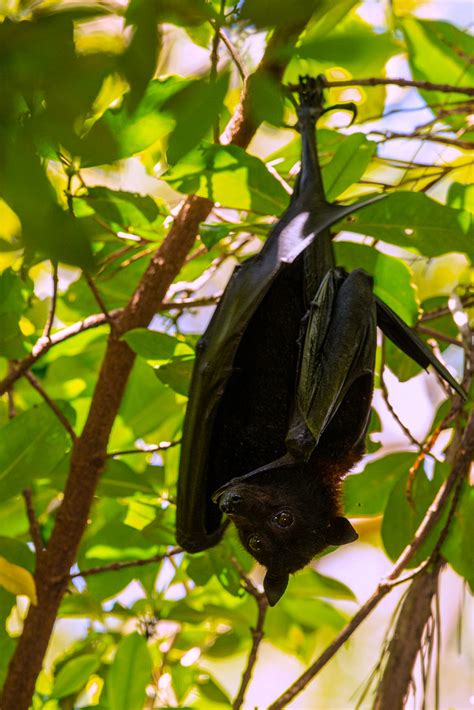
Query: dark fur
218 371 371 576
205 255 305 531
208 250 371 588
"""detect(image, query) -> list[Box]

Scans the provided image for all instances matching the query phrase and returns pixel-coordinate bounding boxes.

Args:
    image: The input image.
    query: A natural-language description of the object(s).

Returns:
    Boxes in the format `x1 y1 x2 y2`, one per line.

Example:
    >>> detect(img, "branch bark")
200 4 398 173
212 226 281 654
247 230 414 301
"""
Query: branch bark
0 20 313 710
373 559 443 710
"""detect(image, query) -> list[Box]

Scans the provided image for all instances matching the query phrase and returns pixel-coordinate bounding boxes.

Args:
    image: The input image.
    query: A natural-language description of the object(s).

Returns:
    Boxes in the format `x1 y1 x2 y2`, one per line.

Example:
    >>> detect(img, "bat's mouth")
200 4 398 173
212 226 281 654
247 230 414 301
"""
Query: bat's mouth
211 452 297 504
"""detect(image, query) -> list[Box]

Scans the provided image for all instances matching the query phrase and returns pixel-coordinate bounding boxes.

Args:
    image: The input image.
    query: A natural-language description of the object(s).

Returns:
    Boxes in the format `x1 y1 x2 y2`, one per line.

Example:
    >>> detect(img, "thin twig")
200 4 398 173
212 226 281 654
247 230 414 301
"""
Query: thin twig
381 341 422 448
163 293 222 310
6 363 16 419
287 77 474 97
0 293 224 396
231 557 268 710
371 129 472 150
210 0 226 143
66 167 116 331
406 416 453 504
107 439 181 457
22 488 44 555
268 410 474 710
84 272 115 331
24 371 77 442
448 293 473 390
42 261 59 340
70 547 183 580
218 28 247 81
415 325 462 346
7 388 15 418
421 297 474 323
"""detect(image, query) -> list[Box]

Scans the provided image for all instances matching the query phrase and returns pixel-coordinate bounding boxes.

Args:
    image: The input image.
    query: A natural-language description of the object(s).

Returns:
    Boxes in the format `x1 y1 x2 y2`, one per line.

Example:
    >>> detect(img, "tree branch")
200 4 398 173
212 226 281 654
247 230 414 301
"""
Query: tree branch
0 17 314 710
22 488 44 556
268 410 474 710
370 129 472 151
42 261 58 340
0 292 223 396
70 547 183 580
84 272 116 331
420 297 474 323
415 325 462 346
231 558 268 710
373 559 443 710
24 371 77 442
287 77 474 97
218 28 247 81
380 341 421 449
107 439 181 458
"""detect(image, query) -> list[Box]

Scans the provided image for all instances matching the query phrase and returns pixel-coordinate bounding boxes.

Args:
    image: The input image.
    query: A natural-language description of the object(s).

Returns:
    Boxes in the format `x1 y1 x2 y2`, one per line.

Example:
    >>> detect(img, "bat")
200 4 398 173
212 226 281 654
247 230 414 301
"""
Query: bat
176 76 465 605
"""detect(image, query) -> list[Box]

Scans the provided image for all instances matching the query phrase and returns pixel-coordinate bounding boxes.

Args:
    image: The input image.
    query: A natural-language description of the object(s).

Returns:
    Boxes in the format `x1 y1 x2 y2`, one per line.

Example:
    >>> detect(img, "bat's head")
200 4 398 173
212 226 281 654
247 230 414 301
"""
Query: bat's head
214 464 357 606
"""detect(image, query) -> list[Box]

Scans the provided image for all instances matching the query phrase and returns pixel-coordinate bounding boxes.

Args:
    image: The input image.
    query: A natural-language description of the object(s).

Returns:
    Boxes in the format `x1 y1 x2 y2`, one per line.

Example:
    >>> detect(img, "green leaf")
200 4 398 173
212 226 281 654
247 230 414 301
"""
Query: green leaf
99 459 155 497
187 554 214 587
197 674 231 705
303 0 359 40
401 19 474 108
240 0 318 27
157 0 215 26
79 188 165 239
0 269 26 358
384 339 423 382
208 547 244 597
123 0 162 111
286 568 356 601
199 222 235 249
52 654 100 699
266 128 346 178
122 329 192 361
154 354 195 396
141 507 177 545
323 133 376 201
0 538 35 573
337 192 473 258
442 483 474 592
296 16 399 76
163 142 289 214
106 633 152 710
205 631 242 658
165 73 229 163
344 452 416 517
80 76 192 165
117 358 184 444
366 407 382 454
0 556 37 604
282 598 347 630
381 462 448 567
247 74 285 127
447 183 474 214
0 403 71 500
0 136 94 268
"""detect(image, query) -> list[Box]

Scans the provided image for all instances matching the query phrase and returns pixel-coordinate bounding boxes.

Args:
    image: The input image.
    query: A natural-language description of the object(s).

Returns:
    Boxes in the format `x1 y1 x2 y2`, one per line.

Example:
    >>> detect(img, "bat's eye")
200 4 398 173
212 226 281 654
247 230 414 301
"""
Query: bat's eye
273 511 294 528
248 535 263 552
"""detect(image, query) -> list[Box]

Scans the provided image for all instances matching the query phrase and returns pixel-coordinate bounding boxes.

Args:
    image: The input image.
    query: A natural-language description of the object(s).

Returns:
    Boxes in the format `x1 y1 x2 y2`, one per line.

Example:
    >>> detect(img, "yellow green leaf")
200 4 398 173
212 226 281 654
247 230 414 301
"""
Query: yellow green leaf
0 556 37 605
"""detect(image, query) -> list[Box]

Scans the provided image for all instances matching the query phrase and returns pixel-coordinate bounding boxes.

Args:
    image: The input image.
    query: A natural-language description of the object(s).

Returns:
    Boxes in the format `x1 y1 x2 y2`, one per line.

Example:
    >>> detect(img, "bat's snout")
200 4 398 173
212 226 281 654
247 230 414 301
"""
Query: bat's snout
218 491 242 514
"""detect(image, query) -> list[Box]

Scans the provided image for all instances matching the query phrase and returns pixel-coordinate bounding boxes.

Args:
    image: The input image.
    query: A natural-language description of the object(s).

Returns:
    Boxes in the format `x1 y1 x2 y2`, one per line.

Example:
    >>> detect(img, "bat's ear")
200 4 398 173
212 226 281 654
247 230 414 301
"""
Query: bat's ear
263 571 289 606
326 517 358 546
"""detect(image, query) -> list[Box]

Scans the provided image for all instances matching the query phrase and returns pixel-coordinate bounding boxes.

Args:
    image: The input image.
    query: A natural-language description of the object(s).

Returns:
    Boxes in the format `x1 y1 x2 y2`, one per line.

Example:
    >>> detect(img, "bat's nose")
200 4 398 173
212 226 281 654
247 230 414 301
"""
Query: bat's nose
219 492 242 514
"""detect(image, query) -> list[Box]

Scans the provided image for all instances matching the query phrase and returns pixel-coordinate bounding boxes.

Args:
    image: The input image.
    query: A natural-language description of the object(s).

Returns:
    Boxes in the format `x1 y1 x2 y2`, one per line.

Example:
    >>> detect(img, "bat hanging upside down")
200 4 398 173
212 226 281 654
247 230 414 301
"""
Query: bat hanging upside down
176 76 465 606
